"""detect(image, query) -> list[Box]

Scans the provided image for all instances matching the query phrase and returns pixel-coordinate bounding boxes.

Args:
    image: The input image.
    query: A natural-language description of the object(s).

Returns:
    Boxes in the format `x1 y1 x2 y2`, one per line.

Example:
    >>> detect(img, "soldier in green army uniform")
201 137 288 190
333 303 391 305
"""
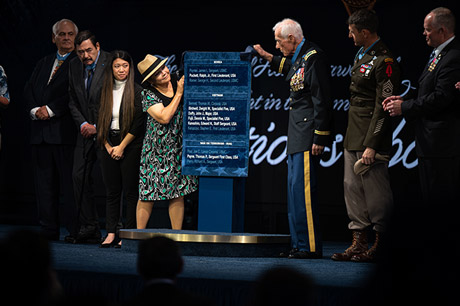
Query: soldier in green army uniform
332 9 401 262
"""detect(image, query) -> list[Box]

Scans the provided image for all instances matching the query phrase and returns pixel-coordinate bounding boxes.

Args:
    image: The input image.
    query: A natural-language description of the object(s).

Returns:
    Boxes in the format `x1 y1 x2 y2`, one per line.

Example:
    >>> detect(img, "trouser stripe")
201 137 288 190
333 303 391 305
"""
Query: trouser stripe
303 151 316 252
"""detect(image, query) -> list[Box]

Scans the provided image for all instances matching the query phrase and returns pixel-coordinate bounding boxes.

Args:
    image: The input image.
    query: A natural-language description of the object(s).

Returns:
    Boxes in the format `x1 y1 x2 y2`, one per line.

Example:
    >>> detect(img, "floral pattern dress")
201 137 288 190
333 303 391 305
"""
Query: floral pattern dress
0 66 9 101
138 81 198 201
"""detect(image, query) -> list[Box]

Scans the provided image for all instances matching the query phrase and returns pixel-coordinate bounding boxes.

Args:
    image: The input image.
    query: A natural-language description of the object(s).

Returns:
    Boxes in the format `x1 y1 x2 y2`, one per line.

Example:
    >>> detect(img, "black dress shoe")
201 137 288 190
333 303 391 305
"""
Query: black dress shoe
76 226 102 244
279 248 299 258
288 250 323 259
64 235 78 244
100 241 112 248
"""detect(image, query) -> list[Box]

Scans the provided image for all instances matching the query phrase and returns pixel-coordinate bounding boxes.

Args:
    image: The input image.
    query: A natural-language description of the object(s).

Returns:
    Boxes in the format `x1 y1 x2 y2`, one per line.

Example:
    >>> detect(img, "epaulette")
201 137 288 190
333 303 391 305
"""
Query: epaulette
303 50 317 61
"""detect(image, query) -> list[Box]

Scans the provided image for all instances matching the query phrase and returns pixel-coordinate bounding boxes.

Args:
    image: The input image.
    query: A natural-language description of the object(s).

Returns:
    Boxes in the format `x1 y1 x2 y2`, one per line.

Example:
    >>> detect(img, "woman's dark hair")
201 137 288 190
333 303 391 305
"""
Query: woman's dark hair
97 50 135 147
347 9 379 33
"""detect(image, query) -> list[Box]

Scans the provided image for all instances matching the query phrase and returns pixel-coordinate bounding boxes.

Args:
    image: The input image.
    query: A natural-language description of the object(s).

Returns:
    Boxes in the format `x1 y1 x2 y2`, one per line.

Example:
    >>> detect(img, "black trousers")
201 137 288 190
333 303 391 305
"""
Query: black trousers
418 157 460 230
99 133 141 233
418 157 460 205
72 135 99 230
32 143 77 238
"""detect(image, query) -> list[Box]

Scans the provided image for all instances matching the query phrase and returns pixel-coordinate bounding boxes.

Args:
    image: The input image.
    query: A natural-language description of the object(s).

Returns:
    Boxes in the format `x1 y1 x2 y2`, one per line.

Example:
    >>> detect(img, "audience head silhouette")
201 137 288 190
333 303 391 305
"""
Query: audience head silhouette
0 228 63 305
137 236 184 281
249 266 315 306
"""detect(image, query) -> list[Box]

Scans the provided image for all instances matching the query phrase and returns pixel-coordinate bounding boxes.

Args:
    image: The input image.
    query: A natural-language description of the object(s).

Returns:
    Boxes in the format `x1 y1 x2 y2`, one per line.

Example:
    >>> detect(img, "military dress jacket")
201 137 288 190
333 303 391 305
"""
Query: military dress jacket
271 40 333 155
344 39 400 152
401 37 460 158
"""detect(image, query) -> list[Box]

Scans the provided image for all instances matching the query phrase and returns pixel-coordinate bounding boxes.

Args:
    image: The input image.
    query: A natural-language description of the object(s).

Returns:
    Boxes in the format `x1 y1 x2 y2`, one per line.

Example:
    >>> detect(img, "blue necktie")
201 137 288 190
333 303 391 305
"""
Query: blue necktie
428 50 436 64
86 68 94 95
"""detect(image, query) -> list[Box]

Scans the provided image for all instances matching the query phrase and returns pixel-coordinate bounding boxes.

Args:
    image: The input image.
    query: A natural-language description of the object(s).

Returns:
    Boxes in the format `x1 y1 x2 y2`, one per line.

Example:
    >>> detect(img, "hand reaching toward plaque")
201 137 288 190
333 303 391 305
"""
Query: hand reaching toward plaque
177 75 184 94
147 73 184 125
253 44 273 63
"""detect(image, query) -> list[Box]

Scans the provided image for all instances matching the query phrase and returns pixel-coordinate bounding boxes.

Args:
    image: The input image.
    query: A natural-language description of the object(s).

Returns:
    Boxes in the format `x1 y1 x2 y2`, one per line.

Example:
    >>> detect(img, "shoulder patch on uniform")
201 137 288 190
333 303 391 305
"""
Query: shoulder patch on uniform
303 50 317 61
382 80 394 98
279 57 286 74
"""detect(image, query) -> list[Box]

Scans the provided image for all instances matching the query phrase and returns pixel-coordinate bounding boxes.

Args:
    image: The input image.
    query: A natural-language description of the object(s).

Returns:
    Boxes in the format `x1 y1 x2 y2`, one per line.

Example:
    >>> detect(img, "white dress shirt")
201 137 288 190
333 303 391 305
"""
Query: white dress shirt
110 79 127 130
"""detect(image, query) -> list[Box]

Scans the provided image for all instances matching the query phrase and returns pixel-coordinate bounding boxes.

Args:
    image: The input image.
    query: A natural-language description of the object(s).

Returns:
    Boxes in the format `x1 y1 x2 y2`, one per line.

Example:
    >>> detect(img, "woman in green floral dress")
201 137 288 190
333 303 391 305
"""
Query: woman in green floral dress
136 54 197 229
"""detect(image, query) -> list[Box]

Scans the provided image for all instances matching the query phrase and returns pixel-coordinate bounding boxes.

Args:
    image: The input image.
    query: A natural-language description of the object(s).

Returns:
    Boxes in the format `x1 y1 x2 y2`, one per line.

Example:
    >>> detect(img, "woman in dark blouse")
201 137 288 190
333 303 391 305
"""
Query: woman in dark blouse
97 50 145 247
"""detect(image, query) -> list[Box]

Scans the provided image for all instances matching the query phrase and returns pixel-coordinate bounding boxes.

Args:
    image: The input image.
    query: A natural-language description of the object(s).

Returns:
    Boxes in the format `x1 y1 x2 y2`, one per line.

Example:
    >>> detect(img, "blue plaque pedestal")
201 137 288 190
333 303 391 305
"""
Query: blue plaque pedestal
183 52 251 233
198 177 245 232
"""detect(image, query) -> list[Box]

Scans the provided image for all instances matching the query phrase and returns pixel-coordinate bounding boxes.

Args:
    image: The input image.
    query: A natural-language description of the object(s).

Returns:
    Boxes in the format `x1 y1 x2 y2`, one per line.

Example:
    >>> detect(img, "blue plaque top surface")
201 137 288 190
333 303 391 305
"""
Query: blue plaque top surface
182 52 251 177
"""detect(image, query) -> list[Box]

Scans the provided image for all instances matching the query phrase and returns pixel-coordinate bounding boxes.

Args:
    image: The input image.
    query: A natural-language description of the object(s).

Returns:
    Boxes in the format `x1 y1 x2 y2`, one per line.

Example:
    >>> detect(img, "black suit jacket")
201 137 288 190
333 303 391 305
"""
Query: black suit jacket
104 83 146 148
270 40 333 155
401 37 460 158
24 51 77 145
68 50 111 130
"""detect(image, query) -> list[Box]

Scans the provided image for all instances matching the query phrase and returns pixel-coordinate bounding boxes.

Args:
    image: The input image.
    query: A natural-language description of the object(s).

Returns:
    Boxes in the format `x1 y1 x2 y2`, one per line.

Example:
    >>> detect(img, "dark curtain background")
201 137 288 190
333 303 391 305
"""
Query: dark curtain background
1 0 459 240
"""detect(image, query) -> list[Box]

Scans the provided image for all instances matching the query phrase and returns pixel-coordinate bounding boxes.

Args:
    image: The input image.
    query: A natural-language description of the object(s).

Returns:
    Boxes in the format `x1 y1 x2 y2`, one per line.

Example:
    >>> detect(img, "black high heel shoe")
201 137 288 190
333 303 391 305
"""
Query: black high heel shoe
100 234 121 248
114 239 122 249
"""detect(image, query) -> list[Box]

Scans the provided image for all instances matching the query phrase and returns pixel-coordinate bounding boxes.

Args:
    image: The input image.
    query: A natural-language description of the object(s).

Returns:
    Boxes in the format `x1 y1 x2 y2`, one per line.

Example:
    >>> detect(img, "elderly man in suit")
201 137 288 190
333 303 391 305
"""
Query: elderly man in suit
67 30 111 243
383 7 460 212
24 19 79 241
254 18 333 259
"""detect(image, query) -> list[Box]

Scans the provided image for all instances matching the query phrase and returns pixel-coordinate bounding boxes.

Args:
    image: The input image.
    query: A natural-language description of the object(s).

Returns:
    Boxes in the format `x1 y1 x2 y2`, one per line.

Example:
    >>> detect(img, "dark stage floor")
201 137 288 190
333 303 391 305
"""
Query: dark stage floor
0 225 376 306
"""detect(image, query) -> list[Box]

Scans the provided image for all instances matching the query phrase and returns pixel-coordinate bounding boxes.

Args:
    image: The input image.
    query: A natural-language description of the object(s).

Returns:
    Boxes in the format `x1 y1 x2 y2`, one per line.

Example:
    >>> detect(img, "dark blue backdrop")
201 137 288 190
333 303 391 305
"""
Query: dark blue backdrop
1 0 459 238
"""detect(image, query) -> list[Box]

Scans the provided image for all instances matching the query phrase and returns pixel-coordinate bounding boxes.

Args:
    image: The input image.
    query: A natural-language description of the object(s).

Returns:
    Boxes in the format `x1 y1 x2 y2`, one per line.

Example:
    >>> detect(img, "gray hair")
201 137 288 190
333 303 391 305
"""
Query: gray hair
430 7 456 34
273 18 304 40
52 19 79 36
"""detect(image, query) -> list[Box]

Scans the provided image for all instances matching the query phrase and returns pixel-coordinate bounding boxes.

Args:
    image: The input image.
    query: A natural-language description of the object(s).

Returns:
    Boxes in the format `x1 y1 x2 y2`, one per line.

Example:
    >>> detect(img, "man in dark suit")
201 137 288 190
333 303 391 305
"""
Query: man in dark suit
254 18 333 259
24 19 79 240
383 7 460 260
380 8 460 302
383 7 460 205
67 30 111 243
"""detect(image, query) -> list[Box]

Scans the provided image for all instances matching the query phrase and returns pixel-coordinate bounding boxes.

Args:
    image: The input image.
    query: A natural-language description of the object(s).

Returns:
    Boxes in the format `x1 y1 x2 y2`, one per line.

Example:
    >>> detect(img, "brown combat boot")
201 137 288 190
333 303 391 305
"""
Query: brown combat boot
351 231 381 262
331 230 368 261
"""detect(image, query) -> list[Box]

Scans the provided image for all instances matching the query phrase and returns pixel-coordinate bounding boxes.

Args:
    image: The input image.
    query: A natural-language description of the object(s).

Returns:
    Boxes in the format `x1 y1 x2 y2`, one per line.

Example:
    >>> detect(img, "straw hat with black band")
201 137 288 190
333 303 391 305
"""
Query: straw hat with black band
137 54 168 84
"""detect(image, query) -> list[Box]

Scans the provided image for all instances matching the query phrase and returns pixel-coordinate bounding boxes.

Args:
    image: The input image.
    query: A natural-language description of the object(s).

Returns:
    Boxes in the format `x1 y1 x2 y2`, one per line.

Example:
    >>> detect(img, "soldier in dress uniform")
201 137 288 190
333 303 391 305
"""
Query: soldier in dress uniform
332 9 401 262
254 18 333 259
